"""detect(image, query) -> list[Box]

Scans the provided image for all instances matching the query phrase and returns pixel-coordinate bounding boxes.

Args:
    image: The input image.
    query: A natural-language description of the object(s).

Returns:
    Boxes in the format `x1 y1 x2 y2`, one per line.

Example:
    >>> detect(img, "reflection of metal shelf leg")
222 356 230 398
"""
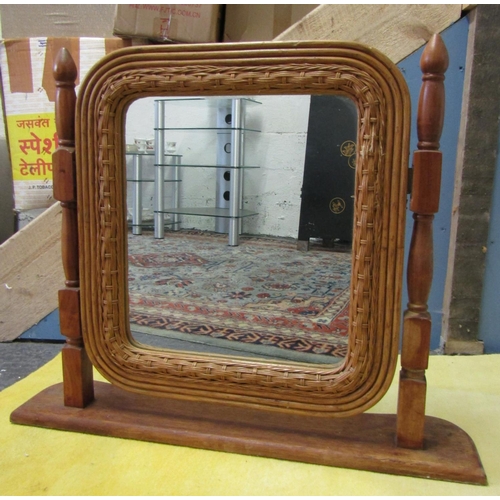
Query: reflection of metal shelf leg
173 155 180 230
238 101 245 236
154 100 165 239
229 98 242 246
132 154 143 235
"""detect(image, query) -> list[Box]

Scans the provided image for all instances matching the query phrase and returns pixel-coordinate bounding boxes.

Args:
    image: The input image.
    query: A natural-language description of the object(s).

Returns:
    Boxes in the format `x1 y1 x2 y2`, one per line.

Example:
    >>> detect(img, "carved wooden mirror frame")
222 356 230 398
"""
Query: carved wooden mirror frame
11 38 487 485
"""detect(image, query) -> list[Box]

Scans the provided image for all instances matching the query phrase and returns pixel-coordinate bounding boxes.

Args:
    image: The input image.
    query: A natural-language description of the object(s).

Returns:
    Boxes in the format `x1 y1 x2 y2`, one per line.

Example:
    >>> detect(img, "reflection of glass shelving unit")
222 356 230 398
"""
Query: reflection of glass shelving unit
126 151 181 236
154 97 260 246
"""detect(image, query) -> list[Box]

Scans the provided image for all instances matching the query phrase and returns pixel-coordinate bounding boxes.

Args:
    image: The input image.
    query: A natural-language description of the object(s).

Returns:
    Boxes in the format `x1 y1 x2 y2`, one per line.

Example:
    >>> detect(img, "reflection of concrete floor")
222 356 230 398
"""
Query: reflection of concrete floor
132 330 340 365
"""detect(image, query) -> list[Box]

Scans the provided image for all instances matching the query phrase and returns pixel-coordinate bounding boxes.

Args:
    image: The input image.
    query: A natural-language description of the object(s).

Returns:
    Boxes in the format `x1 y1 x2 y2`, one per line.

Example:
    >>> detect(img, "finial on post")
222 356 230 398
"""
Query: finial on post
417 34 449 151
53 47 78 83
53 48 77 148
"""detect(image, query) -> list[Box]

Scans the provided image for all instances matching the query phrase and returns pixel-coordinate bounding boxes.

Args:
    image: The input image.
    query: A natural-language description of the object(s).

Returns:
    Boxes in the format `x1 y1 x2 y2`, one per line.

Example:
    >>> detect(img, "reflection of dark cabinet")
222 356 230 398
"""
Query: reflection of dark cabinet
298 95 357 250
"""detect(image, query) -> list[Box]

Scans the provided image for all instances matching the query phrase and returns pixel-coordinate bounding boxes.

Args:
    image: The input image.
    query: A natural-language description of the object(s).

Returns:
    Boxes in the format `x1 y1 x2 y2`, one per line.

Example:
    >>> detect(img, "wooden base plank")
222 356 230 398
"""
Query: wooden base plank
11 382 486 486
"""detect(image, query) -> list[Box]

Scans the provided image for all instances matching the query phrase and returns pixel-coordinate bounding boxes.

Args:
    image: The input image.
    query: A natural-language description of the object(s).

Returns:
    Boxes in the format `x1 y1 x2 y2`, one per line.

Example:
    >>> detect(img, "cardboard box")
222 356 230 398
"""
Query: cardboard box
223 4 318 42
113 4 222 43
0 37 130 211
0 4 116 39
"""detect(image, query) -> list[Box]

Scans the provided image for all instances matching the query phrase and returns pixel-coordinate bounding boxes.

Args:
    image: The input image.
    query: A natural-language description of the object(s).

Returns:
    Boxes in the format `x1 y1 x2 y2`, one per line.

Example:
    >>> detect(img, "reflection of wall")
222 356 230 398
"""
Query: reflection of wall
244 95 310 237
126 95 311 238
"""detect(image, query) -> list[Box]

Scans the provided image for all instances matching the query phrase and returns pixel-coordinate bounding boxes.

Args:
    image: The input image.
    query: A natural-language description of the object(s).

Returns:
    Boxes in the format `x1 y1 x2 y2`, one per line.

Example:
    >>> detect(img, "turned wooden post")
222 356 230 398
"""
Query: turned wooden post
396 34 449 448
53 48 94 408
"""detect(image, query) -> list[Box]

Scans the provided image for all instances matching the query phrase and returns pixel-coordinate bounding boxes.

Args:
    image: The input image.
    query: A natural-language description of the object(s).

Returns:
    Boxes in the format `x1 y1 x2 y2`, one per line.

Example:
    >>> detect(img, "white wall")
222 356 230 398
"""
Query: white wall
125 95 311 238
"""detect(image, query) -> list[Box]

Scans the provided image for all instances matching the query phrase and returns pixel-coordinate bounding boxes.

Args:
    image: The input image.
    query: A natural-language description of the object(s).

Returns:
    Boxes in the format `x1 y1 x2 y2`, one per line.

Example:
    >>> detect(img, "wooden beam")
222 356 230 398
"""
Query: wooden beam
274 4 462 63
0 202 63 342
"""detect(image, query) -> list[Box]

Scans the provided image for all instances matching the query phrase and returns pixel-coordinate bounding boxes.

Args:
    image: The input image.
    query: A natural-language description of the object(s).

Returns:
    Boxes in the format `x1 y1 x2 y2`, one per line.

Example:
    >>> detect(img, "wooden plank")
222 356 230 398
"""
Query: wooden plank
274 4 462 63
10 381 487 486
0 202 63 342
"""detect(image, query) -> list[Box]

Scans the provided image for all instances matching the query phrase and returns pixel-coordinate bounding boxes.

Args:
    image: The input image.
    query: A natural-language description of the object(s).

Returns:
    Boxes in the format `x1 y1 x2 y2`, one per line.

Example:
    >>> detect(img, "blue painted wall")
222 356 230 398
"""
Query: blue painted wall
479 132 500 352
398 16 469 350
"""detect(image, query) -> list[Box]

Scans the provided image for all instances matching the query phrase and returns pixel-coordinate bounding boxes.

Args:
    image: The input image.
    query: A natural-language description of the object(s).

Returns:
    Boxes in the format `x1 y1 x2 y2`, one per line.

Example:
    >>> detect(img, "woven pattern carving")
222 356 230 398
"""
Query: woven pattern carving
76 43 410 415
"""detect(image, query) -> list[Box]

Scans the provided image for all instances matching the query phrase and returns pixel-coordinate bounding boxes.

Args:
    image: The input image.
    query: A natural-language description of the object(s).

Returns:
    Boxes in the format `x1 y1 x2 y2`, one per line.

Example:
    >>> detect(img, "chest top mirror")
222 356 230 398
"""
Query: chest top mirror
12 38 488 485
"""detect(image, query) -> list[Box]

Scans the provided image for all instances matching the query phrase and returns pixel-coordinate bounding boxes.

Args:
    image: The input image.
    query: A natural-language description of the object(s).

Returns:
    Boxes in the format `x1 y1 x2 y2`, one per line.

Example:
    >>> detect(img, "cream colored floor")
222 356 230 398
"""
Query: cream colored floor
1 353 499 496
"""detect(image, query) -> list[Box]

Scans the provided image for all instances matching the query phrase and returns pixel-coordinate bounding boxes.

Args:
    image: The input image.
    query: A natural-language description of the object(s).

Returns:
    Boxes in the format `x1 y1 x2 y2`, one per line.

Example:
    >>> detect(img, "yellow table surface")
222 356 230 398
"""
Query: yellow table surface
1 353 499 495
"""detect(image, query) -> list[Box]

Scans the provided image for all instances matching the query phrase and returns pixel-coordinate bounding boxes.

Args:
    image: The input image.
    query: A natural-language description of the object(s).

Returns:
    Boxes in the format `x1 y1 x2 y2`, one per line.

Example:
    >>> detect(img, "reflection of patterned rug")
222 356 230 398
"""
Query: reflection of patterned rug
128 230 351 359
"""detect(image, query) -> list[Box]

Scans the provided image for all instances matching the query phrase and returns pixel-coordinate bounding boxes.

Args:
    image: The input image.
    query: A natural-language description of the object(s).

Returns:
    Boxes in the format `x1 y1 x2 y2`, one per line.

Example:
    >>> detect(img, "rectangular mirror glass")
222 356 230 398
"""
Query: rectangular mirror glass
125 95 357 366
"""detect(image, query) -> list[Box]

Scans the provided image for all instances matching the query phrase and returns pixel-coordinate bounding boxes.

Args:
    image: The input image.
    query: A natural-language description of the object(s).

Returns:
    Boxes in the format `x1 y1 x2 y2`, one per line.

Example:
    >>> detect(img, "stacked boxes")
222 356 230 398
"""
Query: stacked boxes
0 37 129 212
